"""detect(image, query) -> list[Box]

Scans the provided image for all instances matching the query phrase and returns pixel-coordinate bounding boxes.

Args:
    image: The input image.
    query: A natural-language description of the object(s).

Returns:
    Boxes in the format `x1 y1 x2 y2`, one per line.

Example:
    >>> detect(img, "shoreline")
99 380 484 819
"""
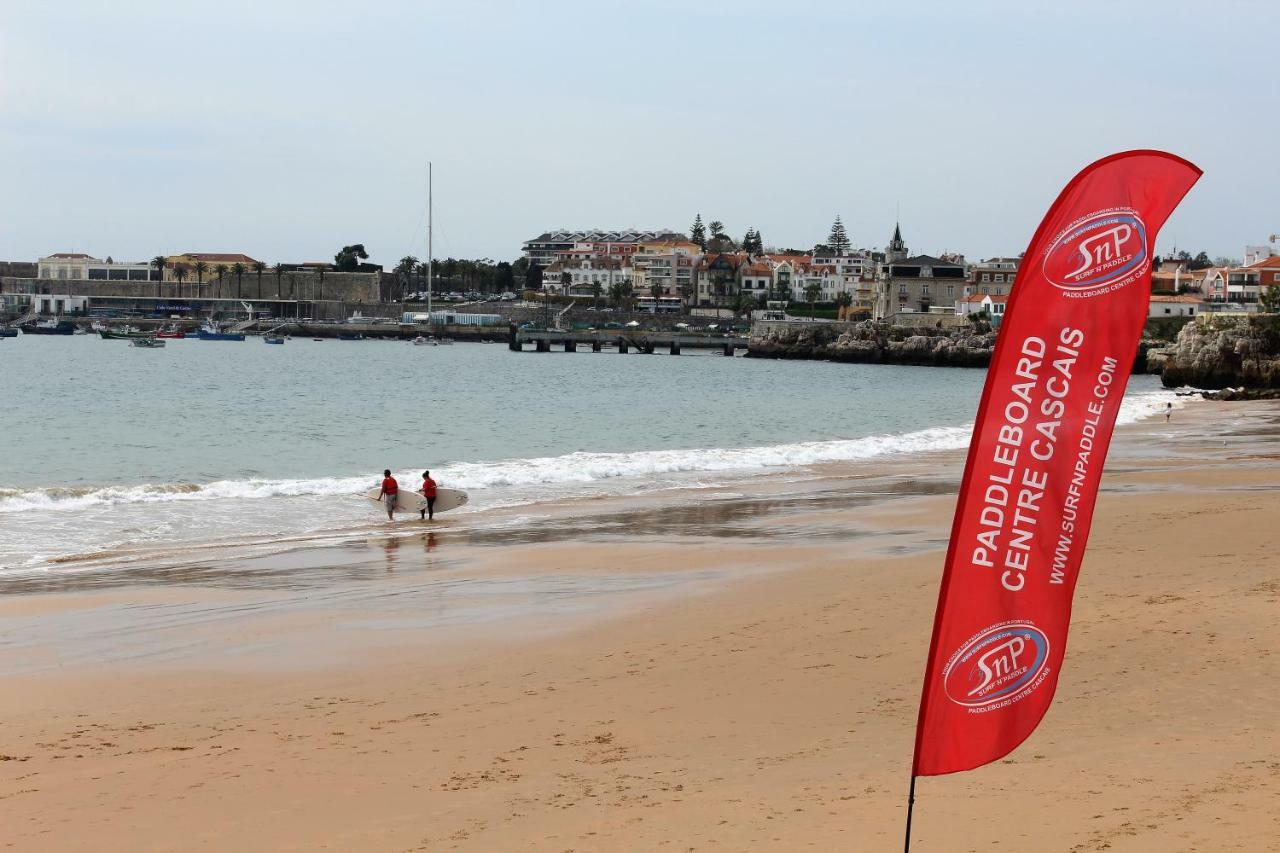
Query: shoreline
1 401 1278 850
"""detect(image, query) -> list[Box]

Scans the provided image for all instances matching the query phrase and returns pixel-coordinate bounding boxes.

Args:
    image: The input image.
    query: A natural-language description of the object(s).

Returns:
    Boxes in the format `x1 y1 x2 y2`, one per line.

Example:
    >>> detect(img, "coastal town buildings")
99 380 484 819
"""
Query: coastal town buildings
164 253 262 280
37 253 160 282
521 230 686 268
965 257 1020 297
630 240 699 298
874 222 966 319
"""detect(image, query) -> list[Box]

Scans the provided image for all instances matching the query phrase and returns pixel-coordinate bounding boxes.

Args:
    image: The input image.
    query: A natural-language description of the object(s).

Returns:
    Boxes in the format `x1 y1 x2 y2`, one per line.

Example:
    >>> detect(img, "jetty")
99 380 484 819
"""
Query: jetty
510 326 748 356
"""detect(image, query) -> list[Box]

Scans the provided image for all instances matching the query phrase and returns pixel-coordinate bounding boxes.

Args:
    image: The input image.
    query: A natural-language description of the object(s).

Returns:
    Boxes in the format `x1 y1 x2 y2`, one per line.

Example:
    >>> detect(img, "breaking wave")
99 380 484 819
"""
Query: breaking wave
0 387 1186 516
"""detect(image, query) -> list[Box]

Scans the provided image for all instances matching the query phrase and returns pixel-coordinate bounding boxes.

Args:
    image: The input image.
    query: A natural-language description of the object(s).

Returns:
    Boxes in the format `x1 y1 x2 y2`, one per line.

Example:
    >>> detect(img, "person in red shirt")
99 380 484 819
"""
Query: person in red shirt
377 469 399 521
420 470 438 521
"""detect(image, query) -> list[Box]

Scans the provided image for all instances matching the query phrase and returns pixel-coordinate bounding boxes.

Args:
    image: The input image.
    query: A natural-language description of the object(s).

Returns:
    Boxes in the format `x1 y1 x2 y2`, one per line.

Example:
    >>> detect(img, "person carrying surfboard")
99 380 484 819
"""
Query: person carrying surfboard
377 469 399 521
420 470 437 521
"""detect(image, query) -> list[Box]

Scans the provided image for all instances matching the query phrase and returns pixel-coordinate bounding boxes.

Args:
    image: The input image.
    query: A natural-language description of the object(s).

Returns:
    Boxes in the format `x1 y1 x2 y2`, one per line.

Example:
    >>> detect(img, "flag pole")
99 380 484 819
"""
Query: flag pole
903 775 917 853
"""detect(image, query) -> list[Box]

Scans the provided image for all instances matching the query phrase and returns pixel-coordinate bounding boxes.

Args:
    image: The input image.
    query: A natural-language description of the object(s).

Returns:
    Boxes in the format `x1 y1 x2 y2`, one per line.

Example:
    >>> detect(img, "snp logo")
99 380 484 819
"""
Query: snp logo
943 622 1050 709
968 635 1029 700
1042 209 1148 292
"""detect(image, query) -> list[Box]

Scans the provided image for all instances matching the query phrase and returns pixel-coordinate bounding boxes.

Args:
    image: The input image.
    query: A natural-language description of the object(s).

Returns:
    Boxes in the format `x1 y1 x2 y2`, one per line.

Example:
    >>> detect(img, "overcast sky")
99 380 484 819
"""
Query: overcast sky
2 0 1275 267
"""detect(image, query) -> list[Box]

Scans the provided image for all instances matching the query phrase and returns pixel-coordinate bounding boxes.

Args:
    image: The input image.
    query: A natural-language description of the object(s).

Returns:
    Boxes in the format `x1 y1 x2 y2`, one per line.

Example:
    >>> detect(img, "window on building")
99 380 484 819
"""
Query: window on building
994 274 1004 283
981 273 991 282
898 284 908 295
946 285 954 296
980 287 988 295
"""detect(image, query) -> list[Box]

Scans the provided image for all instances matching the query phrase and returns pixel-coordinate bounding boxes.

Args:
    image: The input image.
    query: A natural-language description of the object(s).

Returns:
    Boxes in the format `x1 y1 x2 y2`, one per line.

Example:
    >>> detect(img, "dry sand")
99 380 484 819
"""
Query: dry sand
1 401 1278 851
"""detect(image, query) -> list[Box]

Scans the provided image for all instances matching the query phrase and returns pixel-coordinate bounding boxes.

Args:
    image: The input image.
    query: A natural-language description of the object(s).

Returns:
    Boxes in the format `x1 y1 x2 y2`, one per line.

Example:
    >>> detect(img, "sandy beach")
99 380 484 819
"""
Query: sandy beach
2 400 1278 851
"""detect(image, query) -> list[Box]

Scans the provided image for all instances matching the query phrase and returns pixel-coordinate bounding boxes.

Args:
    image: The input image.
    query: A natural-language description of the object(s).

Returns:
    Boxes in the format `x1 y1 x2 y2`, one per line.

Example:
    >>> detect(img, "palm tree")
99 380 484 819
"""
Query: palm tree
272 263 285 299
396 256 419 303
252 261 266 300
194 260 208 297
232 263 246 300
590 281 603 309
834 291 853 321
151 255 167 299
214 264 228 301
804 283 822 320
173 266 188 299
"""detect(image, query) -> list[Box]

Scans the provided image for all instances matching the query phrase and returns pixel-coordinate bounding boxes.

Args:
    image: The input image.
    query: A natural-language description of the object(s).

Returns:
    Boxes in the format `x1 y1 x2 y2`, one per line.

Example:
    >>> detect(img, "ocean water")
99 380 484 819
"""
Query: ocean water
0 335 1181 576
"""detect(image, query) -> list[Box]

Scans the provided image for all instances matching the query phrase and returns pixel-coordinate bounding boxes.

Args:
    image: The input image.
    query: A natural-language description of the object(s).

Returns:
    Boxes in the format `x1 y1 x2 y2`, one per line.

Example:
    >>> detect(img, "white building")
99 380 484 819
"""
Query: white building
37 253 159 282
955 293 1007 320
1148 294 1206 318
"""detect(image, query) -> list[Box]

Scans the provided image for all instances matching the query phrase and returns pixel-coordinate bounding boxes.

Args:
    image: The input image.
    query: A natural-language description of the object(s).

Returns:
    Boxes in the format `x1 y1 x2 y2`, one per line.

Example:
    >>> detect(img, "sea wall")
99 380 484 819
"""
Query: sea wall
0 273 380 304
1156 314 1280 389
747 320 996 367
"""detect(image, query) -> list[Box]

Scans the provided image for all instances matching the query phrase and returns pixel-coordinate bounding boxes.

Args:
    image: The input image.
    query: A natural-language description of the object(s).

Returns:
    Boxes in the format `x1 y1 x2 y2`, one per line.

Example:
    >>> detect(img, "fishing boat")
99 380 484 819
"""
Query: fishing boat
196 322 246 341
155 327 187 339
131 337 166 348
263 334 285 344
21 319 77 335
0 327 18 338
99 326 151 340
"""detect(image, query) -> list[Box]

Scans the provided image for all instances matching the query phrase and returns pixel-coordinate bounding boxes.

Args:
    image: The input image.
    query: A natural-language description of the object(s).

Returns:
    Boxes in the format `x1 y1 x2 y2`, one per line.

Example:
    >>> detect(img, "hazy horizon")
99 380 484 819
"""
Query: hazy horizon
2 0 1275 268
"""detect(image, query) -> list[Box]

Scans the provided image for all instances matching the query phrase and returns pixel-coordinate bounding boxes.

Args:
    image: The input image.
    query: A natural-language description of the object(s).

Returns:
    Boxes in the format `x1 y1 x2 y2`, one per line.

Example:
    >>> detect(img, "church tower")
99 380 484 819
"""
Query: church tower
887 222 908 263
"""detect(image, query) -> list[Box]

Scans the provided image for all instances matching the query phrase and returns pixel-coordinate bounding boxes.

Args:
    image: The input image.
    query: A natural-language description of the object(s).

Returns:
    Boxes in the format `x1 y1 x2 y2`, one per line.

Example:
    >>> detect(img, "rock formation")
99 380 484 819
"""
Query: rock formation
1158 315 1280 389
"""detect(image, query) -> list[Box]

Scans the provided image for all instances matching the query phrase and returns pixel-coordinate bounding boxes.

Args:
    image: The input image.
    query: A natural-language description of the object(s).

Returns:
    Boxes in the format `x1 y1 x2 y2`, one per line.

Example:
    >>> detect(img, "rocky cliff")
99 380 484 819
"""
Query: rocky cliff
1156 315 1280 389
747 321 996 367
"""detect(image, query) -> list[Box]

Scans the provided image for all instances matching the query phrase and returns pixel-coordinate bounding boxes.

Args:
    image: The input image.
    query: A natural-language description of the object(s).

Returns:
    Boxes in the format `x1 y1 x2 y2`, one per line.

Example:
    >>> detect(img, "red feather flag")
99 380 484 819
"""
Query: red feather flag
911 151 1201 777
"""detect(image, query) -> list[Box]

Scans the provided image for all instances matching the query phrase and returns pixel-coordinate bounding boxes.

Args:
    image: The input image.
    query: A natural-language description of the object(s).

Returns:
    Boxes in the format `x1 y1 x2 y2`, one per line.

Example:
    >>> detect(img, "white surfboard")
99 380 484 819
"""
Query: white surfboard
365 484 469 516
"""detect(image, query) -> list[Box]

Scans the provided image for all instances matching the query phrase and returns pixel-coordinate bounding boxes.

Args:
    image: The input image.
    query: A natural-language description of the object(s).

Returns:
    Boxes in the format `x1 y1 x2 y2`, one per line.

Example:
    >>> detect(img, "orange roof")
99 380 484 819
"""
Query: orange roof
1150 294 1206 303
1245 255 1280 269
46 252 95 259
177 252 261 265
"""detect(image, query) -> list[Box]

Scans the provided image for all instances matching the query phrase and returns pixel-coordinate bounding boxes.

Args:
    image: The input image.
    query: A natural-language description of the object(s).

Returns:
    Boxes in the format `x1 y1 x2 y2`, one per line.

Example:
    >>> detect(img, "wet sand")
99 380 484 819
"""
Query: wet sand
1 402 1278 850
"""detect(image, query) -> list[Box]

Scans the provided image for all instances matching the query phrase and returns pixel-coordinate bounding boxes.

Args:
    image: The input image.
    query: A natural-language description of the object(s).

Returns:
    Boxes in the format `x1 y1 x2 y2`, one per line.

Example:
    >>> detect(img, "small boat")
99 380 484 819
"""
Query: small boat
263 335 285 344
0 327 19 338
21 319 77 335
155 328 187 339
412 335 431 346
337 332 365 341
99 326 151 340
131 337 166 348
73 327 89 335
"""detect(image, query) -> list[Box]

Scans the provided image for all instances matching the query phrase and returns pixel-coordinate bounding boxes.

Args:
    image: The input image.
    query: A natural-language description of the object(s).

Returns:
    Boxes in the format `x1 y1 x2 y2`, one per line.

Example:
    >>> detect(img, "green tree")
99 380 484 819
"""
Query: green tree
559 267 572 293
1190 251 1212 270
741 228 756 254
151 255 167 298
709 220 725 239
690 214 707 250
590 281 603 308
272 263 285 298
194 260 208 294
804 282 822 319
1261 284 1280 313
232 263 246 300
828 216 851 255
252 261 266 300
397 256 419 302
172 265 187 299
333 244 369 272
649 282 664 300
834 291 853 319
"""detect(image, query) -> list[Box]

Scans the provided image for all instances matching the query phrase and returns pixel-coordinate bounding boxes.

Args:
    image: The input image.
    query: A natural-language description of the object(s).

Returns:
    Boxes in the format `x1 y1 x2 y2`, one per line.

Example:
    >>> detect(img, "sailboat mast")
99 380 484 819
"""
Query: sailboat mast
427 162 433 315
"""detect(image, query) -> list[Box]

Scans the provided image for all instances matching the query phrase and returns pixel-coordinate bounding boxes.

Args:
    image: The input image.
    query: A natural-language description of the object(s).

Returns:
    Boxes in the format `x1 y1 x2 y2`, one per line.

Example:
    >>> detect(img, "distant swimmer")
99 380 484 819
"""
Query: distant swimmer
420 470 437 521
377 469 399 521
1165 402 1173 422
